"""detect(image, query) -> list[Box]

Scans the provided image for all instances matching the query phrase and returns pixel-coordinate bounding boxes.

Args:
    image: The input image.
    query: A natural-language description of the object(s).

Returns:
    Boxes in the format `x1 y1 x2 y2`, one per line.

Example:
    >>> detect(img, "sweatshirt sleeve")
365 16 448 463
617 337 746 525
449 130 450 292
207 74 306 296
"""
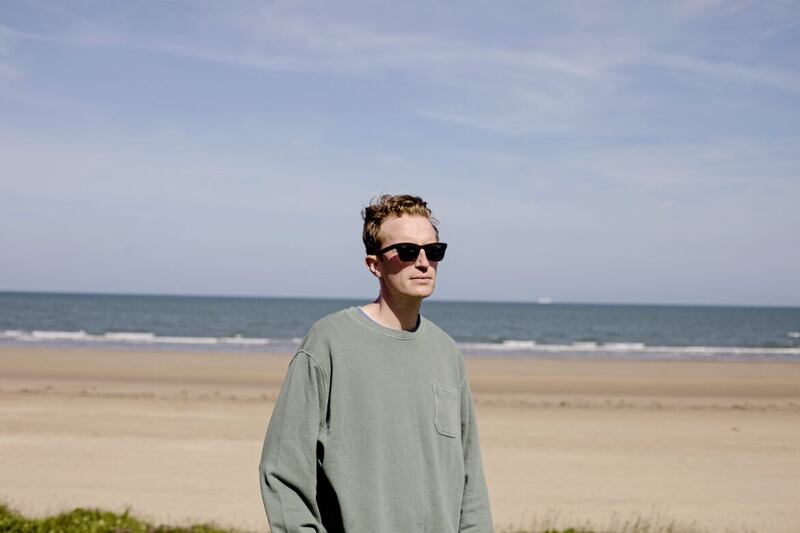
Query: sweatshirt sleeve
259 350 329 533
459 376 494 532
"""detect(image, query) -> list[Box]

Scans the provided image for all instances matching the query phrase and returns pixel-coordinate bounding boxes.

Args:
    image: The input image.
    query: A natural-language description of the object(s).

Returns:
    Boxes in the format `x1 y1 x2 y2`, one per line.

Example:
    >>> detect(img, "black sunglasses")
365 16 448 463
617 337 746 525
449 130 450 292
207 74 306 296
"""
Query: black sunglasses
376 242 448 262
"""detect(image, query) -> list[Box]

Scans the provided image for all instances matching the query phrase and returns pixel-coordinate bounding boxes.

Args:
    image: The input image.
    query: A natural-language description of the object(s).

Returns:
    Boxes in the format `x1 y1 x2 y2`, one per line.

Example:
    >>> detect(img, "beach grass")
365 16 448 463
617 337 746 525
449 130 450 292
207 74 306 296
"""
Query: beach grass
0 501 728 533
0 502 244 533
498 509 754 533
501 516 708 533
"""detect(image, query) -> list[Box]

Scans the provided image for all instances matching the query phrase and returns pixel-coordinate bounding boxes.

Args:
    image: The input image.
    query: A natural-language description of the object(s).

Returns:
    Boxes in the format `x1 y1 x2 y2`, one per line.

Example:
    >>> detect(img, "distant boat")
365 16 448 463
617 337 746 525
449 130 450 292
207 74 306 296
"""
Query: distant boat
536 297 553 304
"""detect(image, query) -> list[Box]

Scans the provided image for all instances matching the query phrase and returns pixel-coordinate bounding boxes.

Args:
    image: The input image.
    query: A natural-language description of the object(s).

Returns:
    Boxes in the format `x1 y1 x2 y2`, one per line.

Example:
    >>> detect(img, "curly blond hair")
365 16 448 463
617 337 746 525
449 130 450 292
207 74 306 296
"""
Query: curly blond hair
361 193 440 254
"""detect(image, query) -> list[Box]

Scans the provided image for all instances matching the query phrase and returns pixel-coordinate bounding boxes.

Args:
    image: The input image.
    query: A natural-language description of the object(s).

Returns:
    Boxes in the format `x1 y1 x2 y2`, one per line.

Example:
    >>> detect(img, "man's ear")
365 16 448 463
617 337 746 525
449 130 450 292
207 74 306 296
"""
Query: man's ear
365 255 382 278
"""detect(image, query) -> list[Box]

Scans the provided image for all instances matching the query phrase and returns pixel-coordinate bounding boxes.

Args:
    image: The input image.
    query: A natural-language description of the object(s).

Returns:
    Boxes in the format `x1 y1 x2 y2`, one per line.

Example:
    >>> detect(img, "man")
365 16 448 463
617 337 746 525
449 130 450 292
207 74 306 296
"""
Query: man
258 194 493 532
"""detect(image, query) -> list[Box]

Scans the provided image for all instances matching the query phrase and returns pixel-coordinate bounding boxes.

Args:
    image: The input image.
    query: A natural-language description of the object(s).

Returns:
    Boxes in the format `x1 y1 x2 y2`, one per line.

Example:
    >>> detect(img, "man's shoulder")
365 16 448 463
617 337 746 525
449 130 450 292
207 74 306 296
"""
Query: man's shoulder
421 314 466 382
308 306 353 335
294 307 352 359
421 314 457 344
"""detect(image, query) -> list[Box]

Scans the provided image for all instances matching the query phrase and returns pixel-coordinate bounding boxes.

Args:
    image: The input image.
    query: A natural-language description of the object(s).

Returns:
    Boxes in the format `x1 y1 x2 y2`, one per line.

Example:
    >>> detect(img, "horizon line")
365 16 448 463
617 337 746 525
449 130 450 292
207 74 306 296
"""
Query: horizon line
1 288 798 310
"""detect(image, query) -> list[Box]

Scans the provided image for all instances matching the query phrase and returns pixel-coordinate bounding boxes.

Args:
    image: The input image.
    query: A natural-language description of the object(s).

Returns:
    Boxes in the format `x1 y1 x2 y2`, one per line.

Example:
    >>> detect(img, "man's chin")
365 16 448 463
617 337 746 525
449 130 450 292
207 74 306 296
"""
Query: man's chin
411 288 435 299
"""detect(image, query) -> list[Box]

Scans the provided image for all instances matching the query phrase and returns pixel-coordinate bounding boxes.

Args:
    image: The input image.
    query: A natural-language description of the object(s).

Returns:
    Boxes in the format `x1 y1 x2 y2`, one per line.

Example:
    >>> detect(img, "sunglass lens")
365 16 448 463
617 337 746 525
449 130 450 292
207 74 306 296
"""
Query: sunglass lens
396 244 421 261
393 243 447 261
425 244 446 261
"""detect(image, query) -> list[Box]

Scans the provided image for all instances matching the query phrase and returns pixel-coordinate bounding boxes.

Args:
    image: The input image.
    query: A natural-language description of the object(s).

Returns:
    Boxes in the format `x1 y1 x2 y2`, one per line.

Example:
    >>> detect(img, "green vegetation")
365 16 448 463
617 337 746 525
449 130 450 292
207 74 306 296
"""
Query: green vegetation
502 512 713 533
0 503 243 533
0 501 736 533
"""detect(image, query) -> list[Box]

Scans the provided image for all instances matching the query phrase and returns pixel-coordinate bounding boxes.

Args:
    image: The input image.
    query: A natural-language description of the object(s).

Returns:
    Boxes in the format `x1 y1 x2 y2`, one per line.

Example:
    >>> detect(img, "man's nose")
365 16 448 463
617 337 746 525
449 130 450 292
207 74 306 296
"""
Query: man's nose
415 249 430 267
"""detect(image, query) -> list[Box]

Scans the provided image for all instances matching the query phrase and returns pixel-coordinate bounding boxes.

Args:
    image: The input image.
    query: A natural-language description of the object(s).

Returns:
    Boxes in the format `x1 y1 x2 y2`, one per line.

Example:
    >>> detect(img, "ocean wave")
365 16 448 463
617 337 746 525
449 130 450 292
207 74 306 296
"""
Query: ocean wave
0 329 273 347
2 329 799 359
30 330 92 340
459 340 800 358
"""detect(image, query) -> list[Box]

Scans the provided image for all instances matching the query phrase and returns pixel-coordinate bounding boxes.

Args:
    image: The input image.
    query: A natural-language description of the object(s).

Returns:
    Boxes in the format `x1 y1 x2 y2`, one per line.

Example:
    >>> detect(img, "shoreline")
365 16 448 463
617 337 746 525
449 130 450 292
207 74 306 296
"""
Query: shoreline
1 346 799 532
3 338 800 362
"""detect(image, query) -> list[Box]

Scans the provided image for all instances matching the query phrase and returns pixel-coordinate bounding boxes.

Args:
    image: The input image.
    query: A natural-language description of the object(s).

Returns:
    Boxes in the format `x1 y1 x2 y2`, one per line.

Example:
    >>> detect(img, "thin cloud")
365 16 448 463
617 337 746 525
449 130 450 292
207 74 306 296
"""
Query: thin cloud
648 53 800 94
3 2 798 140
2 10 601 80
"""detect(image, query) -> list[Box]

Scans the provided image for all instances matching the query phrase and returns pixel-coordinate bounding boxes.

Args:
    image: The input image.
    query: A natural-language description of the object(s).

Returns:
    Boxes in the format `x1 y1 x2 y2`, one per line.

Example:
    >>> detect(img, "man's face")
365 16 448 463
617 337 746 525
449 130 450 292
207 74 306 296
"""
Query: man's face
371 214 440 301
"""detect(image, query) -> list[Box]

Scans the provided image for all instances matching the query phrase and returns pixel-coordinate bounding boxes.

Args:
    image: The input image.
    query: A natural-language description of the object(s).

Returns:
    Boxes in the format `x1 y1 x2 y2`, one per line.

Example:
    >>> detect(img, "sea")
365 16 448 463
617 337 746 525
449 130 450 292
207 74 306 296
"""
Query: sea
1 291 799 361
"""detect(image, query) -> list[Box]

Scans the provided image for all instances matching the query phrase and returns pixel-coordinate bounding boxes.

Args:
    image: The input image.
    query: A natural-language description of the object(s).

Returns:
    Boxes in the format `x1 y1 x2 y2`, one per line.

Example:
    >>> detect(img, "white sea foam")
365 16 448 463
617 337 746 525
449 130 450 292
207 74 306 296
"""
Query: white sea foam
150 336 220 344
1 329 273 347
572 341 598 348
220 335 271 345
104 332 156 341
604 342 646 350
501 340 537 348
788 331 800 338
2 329 799 358
459 339 800 357
31 330 90 340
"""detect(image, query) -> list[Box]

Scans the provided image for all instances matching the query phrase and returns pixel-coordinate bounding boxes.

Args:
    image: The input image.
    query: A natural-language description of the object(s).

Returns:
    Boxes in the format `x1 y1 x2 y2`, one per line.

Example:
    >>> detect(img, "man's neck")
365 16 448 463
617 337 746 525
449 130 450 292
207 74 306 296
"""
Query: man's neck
362 296 422 332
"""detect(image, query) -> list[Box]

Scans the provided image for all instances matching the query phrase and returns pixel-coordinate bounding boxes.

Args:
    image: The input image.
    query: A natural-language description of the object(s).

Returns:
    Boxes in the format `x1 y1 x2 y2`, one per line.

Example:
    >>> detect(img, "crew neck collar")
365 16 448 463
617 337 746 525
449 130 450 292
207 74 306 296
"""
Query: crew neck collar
346 305 426 340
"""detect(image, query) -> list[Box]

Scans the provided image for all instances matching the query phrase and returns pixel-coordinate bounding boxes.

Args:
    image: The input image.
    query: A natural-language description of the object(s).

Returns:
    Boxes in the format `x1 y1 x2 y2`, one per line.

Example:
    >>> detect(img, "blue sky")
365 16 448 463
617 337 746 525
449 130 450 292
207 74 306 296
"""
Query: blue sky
1 1 798 306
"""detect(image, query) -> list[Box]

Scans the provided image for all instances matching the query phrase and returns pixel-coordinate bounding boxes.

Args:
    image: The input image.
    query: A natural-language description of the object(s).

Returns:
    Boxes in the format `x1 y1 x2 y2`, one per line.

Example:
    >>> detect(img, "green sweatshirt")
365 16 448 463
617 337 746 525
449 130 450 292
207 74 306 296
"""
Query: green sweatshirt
258 305 493 533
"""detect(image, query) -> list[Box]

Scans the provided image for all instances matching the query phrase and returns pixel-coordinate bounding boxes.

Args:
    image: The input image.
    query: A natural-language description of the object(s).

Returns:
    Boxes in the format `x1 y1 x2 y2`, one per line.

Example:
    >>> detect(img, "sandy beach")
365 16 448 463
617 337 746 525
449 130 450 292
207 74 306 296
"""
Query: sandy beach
1 346 798 533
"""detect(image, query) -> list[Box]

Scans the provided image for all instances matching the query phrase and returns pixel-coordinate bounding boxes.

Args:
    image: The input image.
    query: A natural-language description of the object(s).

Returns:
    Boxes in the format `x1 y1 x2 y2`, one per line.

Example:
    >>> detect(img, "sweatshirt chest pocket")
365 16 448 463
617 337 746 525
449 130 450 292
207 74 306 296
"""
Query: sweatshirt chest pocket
432 381 459 438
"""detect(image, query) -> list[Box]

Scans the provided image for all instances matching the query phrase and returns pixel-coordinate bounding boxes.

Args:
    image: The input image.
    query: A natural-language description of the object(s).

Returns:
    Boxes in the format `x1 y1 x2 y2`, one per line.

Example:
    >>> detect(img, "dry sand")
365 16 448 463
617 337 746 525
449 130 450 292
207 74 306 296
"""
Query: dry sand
1 346 799 532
